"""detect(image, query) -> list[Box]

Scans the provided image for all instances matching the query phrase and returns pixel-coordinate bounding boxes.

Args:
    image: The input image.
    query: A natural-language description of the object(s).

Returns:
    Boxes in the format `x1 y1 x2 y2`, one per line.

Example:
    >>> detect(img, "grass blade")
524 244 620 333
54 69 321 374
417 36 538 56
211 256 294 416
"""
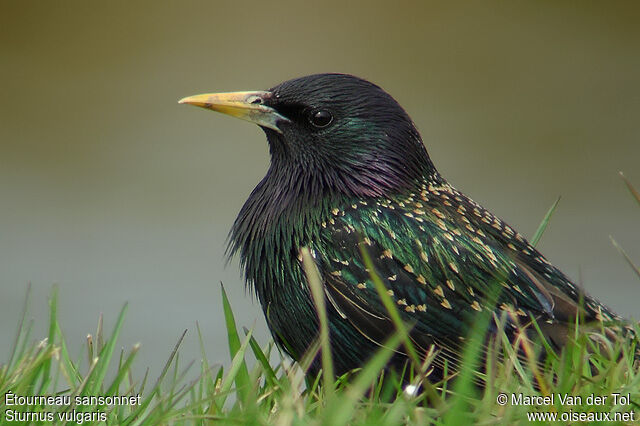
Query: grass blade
531 196 560 247
442 281 501 425
106 343 140 395
38 284 59 394
610 236 640 280
121 329 187 426
327 332 404 425
359 245 420 367
620 171 640 207
196 322 217 396
360 244 444 410
218 329 253 400
220 283 251 404
82 303 128 395
301 247 335 395
243 326 278 388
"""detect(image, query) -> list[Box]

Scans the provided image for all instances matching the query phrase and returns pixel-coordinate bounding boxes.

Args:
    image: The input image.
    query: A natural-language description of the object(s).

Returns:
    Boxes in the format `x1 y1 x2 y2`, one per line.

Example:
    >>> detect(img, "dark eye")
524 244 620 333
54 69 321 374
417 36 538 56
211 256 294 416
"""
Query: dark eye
308 109 333 128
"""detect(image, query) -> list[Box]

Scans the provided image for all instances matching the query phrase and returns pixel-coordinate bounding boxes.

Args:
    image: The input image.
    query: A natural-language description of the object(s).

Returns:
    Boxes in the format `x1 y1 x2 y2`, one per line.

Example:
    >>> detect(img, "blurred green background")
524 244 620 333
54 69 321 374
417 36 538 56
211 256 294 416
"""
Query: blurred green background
2 1 639 377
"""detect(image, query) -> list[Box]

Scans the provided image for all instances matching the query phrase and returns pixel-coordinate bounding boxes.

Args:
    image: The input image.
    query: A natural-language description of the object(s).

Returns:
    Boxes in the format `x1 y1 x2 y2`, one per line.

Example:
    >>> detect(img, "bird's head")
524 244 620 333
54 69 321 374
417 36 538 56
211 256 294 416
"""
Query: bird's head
180 73 437 198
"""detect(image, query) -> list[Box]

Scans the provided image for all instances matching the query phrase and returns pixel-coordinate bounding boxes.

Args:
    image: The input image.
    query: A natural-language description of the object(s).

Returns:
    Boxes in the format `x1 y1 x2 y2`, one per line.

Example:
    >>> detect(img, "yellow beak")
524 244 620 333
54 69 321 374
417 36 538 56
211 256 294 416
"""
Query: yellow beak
178 91 289 133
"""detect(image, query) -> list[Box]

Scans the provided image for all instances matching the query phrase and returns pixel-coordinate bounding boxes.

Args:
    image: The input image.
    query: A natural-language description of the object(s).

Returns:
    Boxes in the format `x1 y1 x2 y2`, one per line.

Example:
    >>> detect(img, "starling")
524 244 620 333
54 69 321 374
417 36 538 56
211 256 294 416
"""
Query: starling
180 74 630 380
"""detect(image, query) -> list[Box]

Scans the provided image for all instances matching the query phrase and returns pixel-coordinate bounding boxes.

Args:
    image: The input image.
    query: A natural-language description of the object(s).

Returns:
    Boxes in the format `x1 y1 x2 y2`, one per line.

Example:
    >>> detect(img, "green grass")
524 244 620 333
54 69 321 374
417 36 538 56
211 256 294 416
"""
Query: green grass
1 176 639 425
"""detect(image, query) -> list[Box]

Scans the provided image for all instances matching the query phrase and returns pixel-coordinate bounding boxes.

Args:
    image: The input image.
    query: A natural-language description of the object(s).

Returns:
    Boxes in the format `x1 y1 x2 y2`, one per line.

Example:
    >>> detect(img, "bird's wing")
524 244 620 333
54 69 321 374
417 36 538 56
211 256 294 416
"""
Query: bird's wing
311 190 612 366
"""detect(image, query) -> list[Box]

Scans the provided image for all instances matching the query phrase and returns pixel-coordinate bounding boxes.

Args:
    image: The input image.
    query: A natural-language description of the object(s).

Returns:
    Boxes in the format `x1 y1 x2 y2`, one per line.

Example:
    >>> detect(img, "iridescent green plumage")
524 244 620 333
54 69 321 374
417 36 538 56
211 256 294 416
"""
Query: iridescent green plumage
311 181 626 376
182 73 634 381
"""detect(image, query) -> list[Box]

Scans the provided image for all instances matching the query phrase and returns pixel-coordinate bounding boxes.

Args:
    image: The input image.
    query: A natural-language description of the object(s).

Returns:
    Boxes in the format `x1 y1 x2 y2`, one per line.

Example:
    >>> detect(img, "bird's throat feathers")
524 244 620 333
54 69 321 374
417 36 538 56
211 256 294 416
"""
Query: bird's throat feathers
226 160 334 299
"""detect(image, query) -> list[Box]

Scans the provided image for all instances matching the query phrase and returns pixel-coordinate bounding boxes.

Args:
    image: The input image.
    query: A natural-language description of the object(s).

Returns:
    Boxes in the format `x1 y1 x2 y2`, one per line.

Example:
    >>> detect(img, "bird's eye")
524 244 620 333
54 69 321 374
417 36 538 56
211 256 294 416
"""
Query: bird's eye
308 110 333 128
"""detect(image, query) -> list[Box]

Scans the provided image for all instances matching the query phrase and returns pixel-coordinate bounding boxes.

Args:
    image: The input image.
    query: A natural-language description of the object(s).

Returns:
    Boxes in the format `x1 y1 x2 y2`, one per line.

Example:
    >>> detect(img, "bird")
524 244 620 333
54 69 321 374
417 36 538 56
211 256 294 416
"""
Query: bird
179 73 632 382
